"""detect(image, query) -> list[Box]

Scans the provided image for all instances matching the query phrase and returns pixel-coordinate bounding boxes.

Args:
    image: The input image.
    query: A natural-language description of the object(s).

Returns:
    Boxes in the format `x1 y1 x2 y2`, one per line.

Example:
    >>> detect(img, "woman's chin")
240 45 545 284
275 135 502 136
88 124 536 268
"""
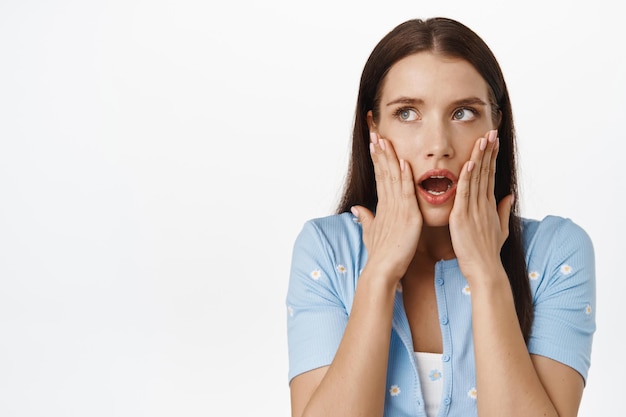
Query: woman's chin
418 199 454 228
420 209 452 228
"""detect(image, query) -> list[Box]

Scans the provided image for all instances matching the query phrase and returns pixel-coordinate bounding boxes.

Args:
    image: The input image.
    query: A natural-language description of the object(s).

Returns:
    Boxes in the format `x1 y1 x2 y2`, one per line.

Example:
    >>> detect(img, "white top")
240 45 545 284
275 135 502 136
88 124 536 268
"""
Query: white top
414 352 443 417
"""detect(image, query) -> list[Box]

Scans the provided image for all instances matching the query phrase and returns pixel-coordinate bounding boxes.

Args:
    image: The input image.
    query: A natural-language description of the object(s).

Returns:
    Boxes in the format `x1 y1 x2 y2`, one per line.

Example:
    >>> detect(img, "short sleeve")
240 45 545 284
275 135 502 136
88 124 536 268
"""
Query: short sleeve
285 220 350 383
527 218 596 383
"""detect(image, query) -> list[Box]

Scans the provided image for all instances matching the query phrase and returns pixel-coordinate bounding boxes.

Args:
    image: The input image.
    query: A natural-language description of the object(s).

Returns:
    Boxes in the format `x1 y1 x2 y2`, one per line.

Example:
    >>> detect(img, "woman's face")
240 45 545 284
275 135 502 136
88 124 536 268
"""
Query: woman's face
368 52 499 228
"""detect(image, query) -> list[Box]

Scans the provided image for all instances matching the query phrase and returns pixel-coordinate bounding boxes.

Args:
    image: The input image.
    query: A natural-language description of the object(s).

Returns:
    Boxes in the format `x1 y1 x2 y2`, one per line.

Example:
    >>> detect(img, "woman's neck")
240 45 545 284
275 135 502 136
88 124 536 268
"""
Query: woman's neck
416 225 455 263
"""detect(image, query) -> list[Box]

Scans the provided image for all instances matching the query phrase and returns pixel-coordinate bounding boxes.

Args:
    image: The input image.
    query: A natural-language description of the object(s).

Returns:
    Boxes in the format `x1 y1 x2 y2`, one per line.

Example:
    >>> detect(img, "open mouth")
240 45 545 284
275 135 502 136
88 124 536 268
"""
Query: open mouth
420 176 453 196
416 169 458 205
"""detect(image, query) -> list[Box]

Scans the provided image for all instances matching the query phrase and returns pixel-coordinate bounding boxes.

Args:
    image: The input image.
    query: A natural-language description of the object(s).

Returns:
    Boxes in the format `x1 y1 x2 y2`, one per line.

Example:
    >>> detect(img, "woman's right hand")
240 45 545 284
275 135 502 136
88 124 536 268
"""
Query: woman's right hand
351 132 423 283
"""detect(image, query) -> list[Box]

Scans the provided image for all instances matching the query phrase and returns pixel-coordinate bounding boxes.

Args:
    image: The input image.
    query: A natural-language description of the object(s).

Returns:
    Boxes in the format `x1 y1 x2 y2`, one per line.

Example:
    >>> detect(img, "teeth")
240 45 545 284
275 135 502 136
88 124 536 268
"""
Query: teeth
422 175 453 196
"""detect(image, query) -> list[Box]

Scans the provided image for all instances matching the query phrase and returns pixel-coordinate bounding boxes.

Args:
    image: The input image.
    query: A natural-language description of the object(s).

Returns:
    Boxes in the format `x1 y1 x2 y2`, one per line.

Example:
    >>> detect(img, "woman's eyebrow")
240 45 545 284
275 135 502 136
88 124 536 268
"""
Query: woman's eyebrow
452 97 488 107
386 97 424 106
385 96 488 107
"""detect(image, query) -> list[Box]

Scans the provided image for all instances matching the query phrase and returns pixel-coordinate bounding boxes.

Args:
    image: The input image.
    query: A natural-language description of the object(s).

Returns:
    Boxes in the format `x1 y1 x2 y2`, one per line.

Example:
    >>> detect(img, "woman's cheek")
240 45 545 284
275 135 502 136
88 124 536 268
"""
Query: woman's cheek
390 133 421 159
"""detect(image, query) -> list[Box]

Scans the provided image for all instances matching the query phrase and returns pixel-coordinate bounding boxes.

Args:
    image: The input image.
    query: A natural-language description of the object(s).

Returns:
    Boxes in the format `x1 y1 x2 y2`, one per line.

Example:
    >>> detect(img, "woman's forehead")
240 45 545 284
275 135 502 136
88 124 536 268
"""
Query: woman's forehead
380 52 490 104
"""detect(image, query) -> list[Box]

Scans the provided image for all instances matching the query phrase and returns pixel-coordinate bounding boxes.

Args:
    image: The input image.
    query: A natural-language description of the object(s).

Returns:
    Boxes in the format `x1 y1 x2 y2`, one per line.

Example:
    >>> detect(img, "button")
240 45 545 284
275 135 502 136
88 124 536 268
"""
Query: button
444 397 451 405
436 278 444 286
440 316 448 325
442 354 450 362
416 400 422 406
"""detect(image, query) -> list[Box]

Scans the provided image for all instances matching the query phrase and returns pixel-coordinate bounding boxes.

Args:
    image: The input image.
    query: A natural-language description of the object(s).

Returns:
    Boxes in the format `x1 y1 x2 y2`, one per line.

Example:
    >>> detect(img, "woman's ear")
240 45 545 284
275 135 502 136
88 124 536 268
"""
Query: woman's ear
366 110 378 133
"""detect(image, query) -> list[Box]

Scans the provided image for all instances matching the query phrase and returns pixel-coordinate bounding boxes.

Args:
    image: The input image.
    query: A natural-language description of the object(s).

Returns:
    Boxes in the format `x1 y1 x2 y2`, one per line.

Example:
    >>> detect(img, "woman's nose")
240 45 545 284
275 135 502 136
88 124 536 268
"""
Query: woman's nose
424 125 454 159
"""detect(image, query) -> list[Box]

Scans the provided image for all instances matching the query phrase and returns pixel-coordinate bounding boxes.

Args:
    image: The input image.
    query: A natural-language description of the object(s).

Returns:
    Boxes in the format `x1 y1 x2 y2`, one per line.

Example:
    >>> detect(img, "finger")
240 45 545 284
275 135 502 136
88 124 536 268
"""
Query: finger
400 158 417 201
369 135 388 202
381 138 404 196
453 159 474 215
497 194 514 242
467 134 486 206
487 131 499 201
371 134 396 205
351 205 374 229
371 134 403 202
478 130 497 202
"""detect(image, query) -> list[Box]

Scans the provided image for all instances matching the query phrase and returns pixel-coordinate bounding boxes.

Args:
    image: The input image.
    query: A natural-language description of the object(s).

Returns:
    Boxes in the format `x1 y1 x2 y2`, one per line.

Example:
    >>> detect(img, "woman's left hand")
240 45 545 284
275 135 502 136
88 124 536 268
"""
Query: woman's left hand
449 129 514 283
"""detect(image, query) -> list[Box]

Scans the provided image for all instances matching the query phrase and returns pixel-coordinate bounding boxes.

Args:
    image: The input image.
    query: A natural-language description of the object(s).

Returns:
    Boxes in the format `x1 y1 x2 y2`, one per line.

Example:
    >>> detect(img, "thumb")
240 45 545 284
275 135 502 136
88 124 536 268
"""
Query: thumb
497 194 514 238
350 205 374 229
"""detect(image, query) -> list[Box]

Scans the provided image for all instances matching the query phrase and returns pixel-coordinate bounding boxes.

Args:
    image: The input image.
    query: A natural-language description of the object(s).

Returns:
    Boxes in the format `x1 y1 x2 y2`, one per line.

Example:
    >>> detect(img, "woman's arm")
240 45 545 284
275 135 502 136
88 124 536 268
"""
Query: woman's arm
290 270 397 417
289 135 423 417
470 270 583 417
450 130 589 416
532 355 585 416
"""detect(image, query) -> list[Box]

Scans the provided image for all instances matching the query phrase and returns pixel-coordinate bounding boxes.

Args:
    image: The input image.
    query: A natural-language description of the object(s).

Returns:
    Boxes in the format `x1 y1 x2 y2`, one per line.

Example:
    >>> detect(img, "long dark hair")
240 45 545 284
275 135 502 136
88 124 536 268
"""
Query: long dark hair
336 17 533 342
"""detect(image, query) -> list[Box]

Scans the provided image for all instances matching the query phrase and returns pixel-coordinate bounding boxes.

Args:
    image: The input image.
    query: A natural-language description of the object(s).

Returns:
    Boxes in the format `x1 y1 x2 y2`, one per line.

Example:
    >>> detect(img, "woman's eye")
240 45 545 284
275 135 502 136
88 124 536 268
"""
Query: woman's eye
453 108 477 121
397 108 418 121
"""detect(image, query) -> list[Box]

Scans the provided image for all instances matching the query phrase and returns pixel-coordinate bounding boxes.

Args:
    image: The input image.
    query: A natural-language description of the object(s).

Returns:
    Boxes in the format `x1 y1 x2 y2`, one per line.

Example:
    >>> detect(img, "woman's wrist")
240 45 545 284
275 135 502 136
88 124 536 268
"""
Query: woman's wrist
463 261 509 293
358 263 403 295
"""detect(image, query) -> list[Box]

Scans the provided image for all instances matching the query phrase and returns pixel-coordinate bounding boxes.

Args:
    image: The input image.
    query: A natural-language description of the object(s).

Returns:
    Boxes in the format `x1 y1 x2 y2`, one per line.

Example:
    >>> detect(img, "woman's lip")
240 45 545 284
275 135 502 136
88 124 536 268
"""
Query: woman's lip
417 169 458 184
417 169 458 205
418 183 457 205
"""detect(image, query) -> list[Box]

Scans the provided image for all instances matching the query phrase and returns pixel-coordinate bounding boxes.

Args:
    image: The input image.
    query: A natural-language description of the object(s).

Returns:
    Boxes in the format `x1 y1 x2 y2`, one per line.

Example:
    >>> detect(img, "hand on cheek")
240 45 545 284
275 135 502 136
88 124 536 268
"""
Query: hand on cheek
449 129 514 282
351 132 423 283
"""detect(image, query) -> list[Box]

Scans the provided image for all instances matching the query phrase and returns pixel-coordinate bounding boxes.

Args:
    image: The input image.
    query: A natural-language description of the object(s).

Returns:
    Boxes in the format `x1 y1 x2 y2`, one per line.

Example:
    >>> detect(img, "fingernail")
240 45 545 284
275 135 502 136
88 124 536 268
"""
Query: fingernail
379 138 386 151
467 161 475 172
489 130 497 143
350 206 360 217
479 138 487 151
370 132 378 144
369 143 375 153
400 159 405 171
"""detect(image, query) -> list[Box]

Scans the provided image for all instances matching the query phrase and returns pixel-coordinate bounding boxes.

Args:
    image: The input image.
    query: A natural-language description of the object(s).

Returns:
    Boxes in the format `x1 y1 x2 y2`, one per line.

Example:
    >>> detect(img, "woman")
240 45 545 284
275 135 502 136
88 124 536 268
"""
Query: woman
286 17 595 417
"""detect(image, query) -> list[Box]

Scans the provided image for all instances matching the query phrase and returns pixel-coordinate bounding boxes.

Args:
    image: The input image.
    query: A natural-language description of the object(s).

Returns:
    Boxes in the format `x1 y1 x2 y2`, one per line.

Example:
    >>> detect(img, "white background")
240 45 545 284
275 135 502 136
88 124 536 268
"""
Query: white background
0 0 623 416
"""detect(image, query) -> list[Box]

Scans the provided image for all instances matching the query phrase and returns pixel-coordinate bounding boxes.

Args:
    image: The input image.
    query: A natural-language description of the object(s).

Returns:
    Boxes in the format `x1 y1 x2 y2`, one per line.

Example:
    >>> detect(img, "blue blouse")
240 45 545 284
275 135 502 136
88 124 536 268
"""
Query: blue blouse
286 213 595 417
